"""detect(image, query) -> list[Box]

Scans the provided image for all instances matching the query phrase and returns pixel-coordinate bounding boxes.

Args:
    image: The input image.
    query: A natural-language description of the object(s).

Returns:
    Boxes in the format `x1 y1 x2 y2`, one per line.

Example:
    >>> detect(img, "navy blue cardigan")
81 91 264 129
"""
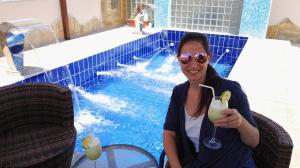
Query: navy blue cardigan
164 78 256 168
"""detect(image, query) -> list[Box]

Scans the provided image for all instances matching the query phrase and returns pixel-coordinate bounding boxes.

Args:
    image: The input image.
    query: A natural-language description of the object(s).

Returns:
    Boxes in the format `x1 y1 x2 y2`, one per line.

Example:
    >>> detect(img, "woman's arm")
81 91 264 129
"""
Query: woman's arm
163 130 182 168
214 109 259 148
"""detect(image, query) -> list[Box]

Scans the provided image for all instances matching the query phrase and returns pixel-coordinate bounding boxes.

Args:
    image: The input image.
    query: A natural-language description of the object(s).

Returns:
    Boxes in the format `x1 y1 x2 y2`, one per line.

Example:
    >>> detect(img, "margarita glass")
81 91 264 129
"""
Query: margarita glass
82 135 102 168
205 96 227 149
199 84 230 149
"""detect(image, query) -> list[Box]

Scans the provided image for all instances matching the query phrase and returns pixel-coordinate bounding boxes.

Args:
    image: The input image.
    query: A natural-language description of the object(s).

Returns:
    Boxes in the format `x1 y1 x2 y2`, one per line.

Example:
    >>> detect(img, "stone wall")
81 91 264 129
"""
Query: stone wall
267 18 300 43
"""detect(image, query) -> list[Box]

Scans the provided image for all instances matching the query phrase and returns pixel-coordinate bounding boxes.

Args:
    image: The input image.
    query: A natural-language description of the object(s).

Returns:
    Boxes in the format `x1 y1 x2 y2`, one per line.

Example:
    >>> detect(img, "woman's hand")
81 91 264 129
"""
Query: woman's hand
214 108 242 128
214 108 259 148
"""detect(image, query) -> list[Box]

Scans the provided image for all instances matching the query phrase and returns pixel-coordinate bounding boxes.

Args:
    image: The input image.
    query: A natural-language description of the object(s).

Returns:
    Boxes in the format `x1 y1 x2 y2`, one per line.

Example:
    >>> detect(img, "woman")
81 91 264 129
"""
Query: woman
163 32 259 168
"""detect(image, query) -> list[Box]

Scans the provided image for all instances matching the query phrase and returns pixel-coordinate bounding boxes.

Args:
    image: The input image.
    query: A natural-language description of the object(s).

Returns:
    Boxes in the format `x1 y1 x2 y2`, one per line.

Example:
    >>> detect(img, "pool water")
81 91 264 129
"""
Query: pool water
74 52 232 160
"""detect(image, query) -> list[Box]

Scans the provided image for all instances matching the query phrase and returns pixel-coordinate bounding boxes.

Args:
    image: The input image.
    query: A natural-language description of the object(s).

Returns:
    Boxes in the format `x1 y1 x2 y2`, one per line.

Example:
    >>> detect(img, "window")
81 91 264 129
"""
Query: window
170 0 243 34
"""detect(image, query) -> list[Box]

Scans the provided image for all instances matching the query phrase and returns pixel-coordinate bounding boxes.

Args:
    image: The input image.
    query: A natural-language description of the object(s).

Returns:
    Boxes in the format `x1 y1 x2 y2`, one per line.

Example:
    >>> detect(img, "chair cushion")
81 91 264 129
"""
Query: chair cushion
0 125 76 167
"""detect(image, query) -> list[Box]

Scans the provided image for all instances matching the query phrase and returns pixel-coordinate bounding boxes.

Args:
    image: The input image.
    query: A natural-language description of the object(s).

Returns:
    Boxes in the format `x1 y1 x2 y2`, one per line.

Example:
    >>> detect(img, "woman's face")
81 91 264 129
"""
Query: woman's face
179 41 210 84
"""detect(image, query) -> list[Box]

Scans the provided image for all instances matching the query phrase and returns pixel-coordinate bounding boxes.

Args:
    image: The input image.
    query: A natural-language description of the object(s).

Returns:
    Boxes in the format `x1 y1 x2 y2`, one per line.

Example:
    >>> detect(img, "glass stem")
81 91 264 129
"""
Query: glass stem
210 126 217 143
94 160 96 168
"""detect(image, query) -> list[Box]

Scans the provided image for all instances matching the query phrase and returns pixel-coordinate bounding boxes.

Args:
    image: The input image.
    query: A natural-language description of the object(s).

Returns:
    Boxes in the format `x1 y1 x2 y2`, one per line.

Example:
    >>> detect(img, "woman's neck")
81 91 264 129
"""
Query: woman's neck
189 81 200 89
189 77 206 89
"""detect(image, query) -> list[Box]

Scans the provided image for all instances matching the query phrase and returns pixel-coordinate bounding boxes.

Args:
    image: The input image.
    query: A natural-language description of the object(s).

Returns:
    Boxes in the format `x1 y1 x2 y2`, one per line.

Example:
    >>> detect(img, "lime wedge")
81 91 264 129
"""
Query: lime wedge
220 90 231 105
82 136 93 149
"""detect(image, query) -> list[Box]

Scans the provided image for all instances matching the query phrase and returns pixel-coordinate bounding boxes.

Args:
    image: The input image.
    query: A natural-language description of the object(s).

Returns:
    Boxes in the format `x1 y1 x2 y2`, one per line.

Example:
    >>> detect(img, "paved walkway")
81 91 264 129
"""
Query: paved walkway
229 38 300 168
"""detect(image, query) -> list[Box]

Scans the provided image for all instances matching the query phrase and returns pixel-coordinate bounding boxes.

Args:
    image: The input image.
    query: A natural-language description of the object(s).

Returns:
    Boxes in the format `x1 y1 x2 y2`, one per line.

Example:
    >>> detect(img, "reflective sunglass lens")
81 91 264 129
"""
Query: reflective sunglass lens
178 53 207 64
179 58 190 64
179 53 191 64
195 53 207 63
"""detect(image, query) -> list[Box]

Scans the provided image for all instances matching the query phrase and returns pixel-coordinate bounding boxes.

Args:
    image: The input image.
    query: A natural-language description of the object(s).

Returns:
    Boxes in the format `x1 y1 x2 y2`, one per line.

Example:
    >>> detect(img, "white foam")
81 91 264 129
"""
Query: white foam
143 71 186 84
75 109 118 133
118 61 149 73
144 56 186 84
75 87 128 113
154 56 177 74
96 71 115 76
142 85 172 96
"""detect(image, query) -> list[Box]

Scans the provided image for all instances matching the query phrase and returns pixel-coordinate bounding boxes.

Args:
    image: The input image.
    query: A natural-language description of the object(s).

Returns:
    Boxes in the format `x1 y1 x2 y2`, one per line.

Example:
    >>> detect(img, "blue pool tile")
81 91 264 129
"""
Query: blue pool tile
85 57 90 69
91 55 95 67
237 49 243 57
233 38 239 47
57 67 66 81
224 37 229 47
79 60 84 73
84 70 89 83
24 77 31 83
219 37 225 46
84 58 89 70
228 38 234 47
16 81 23 84
89 68 96 81
100 52 106 63
98 53 104 64
69 63 75 75
107 50 113 60
88 57 92 68
79 71 85 84
30 75 38 83
48 68 59 82
58 80 67 87
96 53 101 66
75 74 80 86
73 61 80 74
44 75 50 83
232 48 238 57
97 63 105 72
37 73 46 83
71 75 76 85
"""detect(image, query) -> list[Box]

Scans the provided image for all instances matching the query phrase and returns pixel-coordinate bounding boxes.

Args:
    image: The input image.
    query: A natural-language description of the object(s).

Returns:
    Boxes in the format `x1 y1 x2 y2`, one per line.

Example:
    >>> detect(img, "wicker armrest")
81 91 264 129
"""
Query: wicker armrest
252 111 293 168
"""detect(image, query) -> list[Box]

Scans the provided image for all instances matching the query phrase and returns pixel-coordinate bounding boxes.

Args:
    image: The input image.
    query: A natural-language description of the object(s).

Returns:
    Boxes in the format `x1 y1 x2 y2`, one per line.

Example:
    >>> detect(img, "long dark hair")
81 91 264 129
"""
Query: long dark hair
177 32 220 116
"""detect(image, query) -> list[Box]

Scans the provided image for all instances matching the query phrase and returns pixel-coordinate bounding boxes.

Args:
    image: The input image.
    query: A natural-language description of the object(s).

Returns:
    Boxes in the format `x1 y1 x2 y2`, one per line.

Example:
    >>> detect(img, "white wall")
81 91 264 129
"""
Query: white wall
0 0 61 25
268 0 300 25
67 0 102 24
0 0 103 25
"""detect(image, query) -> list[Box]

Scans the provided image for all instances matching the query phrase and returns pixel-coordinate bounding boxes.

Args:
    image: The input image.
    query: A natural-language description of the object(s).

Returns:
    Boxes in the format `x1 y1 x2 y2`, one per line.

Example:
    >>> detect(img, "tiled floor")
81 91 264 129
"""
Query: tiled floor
229 38 300 168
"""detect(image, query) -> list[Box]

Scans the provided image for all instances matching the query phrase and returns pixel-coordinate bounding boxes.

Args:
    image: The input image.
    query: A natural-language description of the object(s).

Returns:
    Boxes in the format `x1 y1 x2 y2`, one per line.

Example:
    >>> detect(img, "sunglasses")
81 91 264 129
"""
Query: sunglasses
178 52 208 64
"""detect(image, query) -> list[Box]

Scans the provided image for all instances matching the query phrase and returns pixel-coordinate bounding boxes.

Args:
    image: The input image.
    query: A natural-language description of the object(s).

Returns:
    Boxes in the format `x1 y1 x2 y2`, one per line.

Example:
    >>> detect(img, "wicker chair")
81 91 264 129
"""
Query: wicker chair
0 83 77 168
252 111 293 168
159 111 293 168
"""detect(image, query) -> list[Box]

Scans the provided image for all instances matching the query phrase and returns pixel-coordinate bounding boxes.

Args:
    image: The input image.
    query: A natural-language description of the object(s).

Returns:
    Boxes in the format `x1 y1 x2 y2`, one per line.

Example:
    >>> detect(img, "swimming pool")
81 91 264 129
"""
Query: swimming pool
16 29 248 160
73 51 233 160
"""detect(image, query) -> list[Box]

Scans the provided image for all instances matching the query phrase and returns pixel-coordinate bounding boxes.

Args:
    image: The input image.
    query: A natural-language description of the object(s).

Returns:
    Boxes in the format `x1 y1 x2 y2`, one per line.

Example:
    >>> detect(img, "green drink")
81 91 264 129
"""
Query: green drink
208 98 227 122
82 135 102 167
85 145 101 160
199 83 231 149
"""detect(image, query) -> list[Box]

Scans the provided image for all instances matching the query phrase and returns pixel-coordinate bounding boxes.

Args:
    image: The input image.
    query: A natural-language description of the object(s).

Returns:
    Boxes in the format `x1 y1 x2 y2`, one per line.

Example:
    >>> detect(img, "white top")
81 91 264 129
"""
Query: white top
184 108 204 152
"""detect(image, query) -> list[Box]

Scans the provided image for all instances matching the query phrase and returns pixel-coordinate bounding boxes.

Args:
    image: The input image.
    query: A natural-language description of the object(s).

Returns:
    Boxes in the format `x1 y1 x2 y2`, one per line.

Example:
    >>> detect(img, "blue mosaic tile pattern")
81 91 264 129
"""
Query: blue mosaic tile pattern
19 30 247 87
239 0 272 38
154 0 171 28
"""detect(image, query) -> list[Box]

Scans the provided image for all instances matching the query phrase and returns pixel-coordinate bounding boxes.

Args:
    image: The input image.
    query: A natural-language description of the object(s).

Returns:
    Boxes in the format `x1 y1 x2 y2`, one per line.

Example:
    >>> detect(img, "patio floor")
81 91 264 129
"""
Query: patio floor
229 38 300 168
